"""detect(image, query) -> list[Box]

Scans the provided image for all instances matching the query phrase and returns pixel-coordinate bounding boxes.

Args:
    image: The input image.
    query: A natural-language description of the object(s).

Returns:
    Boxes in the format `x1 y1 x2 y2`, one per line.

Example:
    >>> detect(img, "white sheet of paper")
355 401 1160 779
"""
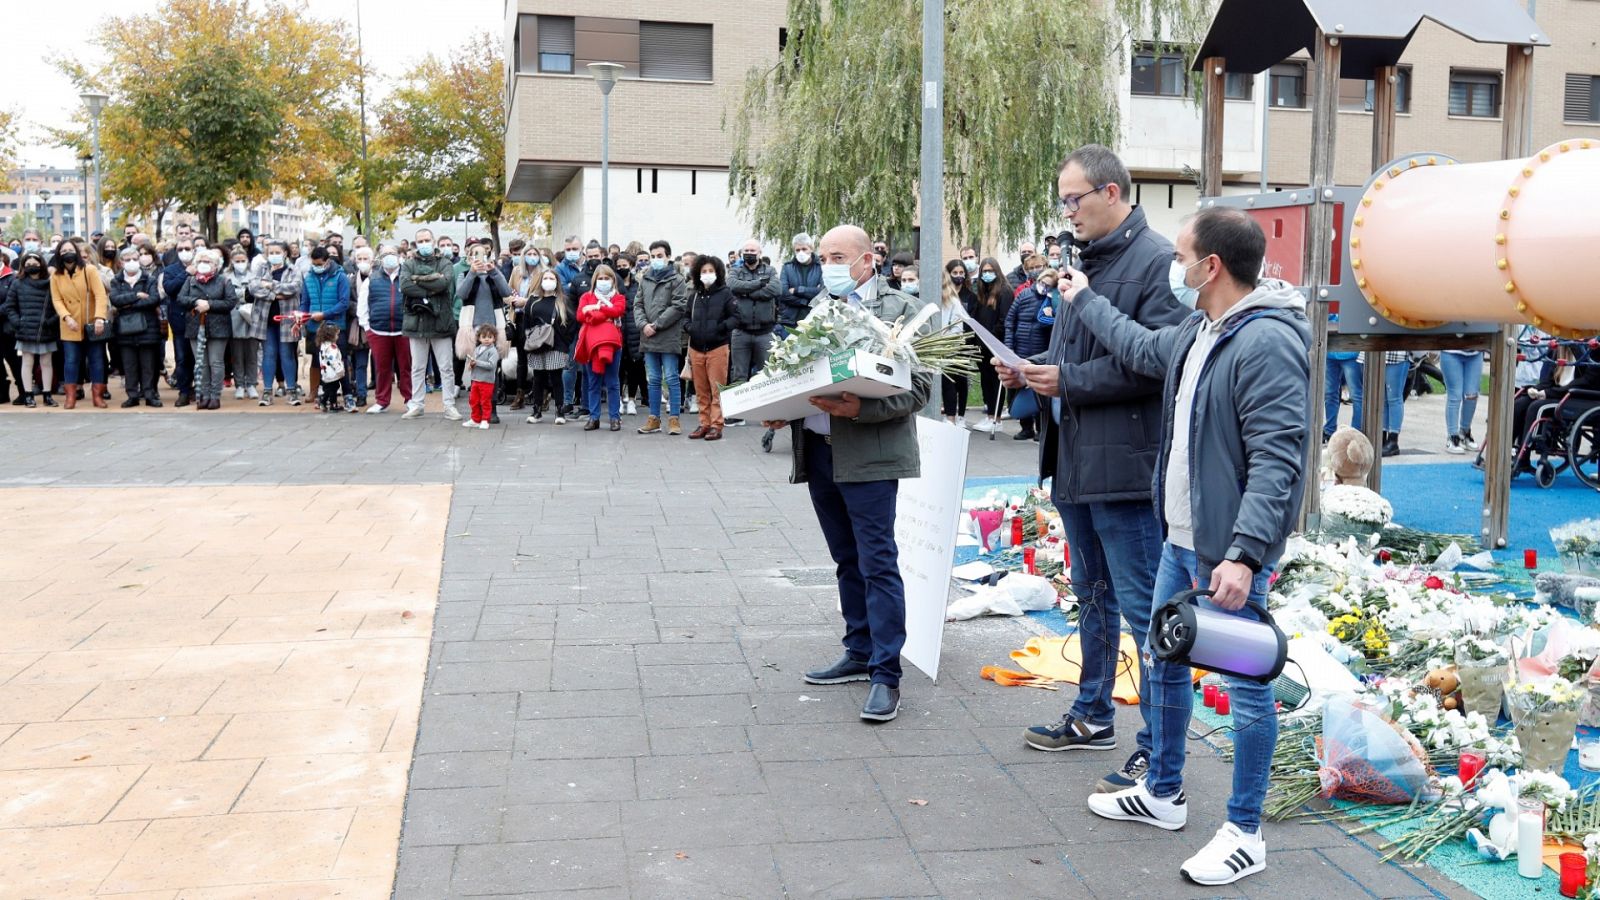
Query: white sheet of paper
950 561 996 582
953 304 1028 370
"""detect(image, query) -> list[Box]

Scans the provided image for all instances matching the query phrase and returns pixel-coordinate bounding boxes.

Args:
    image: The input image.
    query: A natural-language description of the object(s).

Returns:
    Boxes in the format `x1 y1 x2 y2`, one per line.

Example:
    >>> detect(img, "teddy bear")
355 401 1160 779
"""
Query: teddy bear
1326 427 1375 486
1424 666 1463 711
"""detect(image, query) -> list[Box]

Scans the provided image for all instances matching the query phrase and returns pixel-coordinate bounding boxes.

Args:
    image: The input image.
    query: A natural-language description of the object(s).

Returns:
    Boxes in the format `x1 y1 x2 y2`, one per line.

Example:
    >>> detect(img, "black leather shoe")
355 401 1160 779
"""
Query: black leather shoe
861 683 900 722
803 654 871 685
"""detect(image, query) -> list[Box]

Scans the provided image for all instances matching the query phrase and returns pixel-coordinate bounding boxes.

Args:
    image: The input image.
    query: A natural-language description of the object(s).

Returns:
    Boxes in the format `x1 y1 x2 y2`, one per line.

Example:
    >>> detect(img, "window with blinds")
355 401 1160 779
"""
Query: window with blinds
639 22 712 81
1448 69 1501 118
537 15 575 74
1566 74 1600 123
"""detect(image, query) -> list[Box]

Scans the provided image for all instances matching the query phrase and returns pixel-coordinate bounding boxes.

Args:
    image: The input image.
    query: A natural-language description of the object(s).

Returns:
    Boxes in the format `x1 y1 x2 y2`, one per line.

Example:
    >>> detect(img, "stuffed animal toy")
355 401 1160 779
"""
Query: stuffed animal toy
1326 427 1375 486
1424 666 1463 711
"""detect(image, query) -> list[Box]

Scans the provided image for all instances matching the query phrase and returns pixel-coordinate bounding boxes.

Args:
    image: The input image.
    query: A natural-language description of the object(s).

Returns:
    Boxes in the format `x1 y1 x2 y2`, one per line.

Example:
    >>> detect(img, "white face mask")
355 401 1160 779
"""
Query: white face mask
700 272 717 287
123 260 141 275
195 262 214 275
357 261 372 274
794 251 812 265
541 277 558 292
178 250 194 263
233 262 248 274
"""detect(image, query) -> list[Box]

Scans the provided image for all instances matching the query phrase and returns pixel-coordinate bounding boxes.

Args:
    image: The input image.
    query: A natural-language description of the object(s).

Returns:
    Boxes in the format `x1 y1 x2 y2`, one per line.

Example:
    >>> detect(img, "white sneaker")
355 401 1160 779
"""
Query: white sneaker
972 417 998 434
442 405 463 421
258 395 271 407
288 391 303 407
1446 435 1465 455
553 415 567 425
274 386 285 397
478 421 489 430
246 386 260 400
1181 822 1266 886
234 387 245 400
1086 782 1187 831
462 419 477 428
401 405 424 420
689 398 700 414
626 399 637 416
525 413 541 424
366 404 386 414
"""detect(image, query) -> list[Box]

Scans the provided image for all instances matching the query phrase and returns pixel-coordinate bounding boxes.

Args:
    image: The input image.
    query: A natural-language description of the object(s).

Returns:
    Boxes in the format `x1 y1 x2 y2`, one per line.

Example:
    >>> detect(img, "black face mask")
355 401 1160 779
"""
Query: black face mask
23 265 42 277
950 274 965 284
742 254 760 268
59 253 79 265
616 268 631 278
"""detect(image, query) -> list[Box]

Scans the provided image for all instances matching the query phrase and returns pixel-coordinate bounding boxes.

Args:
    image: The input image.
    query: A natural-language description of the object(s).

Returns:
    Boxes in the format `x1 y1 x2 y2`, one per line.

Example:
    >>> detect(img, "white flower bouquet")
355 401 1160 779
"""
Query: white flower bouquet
1323 484 1395 527
760 297 977 381
1552 519 1600 574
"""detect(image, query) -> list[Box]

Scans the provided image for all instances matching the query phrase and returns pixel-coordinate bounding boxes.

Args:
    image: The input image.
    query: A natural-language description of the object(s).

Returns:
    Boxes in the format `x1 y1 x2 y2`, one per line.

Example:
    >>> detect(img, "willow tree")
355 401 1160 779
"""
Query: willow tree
729 0 1210 247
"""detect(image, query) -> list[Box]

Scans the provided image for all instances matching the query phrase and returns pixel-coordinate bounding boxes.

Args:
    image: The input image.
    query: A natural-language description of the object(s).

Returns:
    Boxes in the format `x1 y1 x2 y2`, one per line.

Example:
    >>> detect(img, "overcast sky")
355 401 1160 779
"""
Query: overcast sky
11 0 499 169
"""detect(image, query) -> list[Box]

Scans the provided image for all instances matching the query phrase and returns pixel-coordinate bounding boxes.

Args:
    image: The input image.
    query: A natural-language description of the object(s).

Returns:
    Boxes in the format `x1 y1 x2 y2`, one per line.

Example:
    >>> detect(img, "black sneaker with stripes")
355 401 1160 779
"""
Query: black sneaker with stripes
1086 781 1188 831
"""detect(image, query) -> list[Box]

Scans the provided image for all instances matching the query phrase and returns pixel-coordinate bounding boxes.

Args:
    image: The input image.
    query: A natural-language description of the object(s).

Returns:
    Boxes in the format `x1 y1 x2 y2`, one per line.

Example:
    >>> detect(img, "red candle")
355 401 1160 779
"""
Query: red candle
1525 549 1539 569
1203 684 1218 708
1011 516 1025 548
1560 851 1587 898
1215 692 1231 715
1023 546 1037 575
1459 751 1487 791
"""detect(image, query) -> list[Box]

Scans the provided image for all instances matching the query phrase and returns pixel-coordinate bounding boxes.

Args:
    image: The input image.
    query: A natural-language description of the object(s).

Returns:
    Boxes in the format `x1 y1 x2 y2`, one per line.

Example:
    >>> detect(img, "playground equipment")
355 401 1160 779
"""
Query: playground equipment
1188 0 1600 544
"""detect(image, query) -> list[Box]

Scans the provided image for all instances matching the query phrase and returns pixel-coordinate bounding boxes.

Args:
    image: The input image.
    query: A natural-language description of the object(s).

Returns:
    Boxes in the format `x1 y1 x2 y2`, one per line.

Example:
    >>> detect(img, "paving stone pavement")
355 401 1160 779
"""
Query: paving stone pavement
0 409 1475 899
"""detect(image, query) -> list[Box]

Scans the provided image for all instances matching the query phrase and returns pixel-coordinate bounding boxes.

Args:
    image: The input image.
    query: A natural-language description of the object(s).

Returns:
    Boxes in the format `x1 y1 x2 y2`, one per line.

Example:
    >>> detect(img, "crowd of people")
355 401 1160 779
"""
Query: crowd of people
0 219 1089 445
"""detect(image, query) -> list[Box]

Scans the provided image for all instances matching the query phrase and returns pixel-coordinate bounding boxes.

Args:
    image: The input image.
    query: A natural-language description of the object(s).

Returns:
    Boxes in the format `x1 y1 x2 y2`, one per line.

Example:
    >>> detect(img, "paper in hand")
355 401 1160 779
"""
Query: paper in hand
952 304 1028 370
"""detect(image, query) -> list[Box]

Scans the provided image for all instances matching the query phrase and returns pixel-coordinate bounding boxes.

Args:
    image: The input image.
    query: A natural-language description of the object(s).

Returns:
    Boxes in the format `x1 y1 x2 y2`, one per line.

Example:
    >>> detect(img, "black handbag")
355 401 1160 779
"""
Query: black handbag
115 309 151 338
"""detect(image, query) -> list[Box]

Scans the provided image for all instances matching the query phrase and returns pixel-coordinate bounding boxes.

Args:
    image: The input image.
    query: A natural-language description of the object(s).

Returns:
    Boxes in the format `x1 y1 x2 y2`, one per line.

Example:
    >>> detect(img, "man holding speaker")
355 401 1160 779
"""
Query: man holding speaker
995 206 1310 886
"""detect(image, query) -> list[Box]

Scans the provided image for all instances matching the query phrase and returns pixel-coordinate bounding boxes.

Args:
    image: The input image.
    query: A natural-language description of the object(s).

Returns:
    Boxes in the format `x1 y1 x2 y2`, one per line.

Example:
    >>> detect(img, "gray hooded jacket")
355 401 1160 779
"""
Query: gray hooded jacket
1072 279 1311 572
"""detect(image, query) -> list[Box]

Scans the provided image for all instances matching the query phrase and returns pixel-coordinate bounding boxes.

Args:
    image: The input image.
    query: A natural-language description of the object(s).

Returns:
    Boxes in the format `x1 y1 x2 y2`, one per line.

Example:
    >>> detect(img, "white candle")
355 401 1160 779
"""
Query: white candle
1518 801 1545 879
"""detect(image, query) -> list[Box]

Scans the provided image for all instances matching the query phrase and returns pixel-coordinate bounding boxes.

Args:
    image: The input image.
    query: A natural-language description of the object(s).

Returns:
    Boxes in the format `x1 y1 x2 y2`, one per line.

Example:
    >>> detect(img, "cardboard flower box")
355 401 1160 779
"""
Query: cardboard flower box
720 348 912 422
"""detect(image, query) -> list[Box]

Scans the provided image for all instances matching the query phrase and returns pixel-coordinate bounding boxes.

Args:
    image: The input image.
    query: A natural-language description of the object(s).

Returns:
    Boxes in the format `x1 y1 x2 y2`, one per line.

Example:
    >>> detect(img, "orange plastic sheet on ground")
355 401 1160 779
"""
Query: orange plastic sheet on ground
1000 634 1142 703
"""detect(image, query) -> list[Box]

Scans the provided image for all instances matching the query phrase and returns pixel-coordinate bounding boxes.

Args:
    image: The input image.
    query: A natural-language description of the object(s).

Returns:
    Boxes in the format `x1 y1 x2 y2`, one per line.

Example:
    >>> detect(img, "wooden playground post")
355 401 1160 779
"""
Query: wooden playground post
1361 65 1400 492
1300 30 1343 527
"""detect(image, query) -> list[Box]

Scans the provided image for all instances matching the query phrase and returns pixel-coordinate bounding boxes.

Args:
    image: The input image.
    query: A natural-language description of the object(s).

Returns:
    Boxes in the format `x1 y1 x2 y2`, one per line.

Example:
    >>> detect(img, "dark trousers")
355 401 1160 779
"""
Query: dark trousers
804 436 906 687
121 343 162 400
978 364 1001 416
531 367 562 413
171 331 194 398
940 373 969 417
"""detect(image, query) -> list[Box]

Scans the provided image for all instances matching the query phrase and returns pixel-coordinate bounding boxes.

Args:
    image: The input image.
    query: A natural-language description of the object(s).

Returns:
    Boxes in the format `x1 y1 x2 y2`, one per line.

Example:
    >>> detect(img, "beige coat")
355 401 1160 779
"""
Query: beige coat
50 266 111 342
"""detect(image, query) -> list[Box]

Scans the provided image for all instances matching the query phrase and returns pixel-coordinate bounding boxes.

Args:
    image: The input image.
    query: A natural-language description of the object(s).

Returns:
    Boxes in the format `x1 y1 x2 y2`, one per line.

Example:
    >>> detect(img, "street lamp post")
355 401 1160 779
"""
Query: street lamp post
78 154 92 237
587 63 623 249
81 91 110 235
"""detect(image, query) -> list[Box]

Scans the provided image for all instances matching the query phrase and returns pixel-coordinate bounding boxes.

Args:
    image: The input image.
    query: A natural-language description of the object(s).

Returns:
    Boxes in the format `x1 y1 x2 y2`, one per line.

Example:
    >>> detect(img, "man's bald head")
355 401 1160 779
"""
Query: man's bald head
818 225 876 292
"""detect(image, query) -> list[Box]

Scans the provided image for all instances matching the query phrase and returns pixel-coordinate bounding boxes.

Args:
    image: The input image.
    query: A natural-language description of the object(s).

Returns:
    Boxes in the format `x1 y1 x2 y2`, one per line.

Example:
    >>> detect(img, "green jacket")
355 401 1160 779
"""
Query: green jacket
399 255 457 338
788 282 936 484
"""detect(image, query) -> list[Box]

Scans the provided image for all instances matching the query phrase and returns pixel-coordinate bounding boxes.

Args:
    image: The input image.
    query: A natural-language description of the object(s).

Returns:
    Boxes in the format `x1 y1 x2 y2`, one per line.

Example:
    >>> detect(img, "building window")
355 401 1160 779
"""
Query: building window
1224 72 1252 101
1337 66 1412 113
639 22 712 81
1131 43 1187 97
1449 69 1502 118
537 15 575 75
1269 62 1307 108
1565 73 1600 123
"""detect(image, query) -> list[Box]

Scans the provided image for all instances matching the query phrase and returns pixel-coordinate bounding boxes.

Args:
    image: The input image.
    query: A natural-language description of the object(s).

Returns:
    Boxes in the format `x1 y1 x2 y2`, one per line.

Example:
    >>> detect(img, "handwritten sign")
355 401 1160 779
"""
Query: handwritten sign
896 417 971 681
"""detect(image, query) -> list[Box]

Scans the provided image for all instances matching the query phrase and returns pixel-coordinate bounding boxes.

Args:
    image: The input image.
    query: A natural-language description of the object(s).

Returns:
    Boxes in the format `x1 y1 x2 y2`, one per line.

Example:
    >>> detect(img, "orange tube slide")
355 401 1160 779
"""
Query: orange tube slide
1349 140 1600 338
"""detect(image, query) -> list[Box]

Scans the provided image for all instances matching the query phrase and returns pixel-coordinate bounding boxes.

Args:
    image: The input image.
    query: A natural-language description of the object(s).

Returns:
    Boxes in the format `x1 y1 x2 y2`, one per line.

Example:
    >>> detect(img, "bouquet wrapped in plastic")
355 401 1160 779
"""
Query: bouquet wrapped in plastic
761 297 977 381
1317 695 1435 804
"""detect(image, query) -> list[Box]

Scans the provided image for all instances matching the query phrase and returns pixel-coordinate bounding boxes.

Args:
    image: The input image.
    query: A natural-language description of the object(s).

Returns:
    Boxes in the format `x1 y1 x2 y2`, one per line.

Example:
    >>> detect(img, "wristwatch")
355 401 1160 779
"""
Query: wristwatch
1224 547 1262 574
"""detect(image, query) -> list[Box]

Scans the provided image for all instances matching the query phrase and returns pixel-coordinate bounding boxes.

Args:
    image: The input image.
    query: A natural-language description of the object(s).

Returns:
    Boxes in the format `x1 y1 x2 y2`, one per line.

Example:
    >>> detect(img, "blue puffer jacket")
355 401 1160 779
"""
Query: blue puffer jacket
365 268 405 334
1004 283 1055 358
300 265 350 324
778 257 822 327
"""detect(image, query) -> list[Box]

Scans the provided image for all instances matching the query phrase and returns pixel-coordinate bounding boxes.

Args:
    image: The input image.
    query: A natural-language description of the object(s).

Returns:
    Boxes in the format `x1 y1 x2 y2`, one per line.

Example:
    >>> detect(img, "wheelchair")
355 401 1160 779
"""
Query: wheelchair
1503 386 1600 490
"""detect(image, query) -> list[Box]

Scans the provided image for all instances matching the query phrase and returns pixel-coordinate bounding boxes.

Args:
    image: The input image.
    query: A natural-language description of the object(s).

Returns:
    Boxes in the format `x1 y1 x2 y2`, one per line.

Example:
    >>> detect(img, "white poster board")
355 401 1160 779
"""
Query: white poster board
896 418 971 682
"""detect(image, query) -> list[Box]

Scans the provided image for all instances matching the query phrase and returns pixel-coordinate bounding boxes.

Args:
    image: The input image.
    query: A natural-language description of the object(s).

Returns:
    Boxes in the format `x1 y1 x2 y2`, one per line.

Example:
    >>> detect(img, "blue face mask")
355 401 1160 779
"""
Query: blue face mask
565 250 580 263
312 263 328 274
650 258 668 272
980 271 997 284
901 281 920 295
821 263 859 298
416 243 434 257
962 258 978 273
1169 259 1203 309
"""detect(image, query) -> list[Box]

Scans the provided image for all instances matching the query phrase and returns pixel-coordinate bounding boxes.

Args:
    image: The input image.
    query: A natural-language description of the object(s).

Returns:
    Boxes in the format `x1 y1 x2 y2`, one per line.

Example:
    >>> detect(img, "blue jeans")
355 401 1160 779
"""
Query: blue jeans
1323 355 1363 438
1441 351 1483 437
583 355 622 421
63 340 107 384
261 330 298 392
1383 360 1410 432
1058 500 1164 755
644 351 682 418
1145 542 1276 833
805 436 905 686
563 358 580 408
170 331 194 398
348 345 369 403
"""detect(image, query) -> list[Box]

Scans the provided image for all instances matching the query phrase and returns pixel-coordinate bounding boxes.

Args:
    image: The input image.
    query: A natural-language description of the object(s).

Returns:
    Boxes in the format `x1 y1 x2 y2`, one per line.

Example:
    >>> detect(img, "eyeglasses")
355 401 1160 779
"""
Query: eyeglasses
1058 184 1110 213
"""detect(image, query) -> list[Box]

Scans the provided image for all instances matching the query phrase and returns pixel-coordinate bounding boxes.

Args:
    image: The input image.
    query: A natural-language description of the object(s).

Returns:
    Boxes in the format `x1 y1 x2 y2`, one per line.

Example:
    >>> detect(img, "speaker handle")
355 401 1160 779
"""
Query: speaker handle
1169 588 1276 627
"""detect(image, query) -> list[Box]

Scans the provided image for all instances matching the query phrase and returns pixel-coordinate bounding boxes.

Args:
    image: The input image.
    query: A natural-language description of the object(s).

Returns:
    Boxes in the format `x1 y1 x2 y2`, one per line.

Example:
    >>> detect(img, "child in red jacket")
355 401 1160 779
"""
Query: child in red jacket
574 264 626 431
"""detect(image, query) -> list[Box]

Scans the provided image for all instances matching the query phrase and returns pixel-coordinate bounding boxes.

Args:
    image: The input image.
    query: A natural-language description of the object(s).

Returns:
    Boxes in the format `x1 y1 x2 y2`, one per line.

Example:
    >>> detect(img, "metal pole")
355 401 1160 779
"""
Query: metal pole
79 157 90 237
90 115 104 235
600 91 610 249
356 0 372 240
1259 80 1270 192
918 0 943 316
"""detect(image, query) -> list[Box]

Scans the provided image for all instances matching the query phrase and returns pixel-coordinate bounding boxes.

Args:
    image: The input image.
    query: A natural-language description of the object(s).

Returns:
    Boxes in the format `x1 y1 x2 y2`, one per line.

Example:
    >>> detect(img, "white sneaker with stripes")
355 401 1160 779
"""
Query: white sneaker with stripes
1181 822 1266 885
1085 781 1187 831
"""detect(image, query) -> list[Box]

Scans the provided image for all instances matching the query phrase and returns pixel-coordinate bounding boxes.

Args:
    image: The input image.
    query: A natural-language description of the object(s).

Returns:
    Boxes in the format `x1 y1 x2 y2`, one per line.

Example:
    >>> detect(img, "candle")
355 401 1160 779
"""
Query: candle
1011 516 1025 549
1203 684 1218 708
1023 546 1037 575
1458 751 1486 790
1525 549 1539 569
1518 798 1545 879
1561 852 1587 898
1215 692 1231 716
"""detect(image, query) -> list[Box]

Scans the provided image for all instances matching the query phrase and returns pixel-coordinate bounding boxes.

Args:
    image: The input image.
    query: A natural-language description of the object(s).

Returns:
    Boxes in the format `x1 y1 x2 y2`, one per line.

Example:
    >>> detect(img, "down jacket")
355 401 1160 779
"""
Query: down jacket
2 273 60 344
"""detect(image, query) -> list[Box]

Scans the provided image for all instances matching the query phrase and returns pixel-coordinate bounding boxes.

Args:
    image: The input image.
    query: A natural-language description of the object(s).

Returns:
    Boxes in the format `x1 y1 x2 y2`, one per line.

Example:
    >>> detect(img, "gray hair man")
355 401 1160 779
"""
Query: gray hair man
726 237 782 407
763 224 935 723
